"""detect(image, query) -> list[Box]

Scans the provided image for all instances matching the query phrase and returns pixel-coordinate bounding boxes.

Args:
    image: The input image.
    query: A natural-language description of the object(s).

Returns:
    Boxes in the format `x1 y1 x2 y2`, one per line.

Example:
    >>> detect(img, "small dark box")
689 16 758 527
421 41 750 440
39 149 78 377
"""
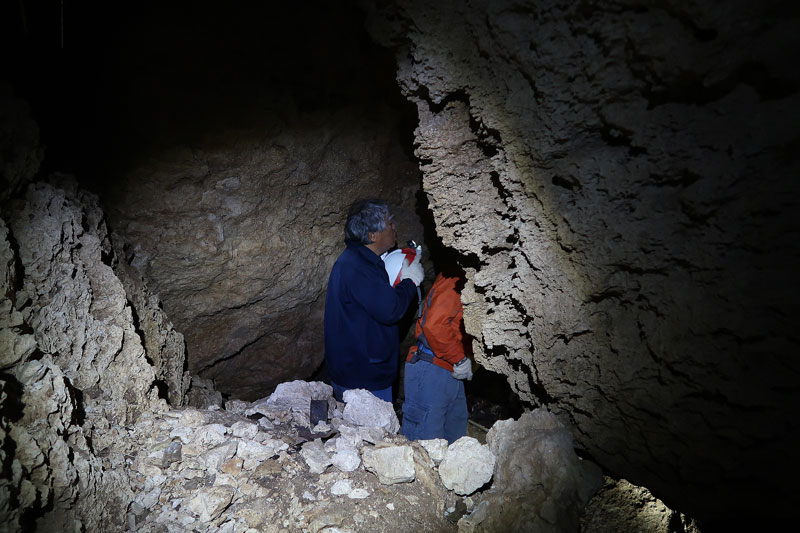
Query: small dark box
310 399 328 426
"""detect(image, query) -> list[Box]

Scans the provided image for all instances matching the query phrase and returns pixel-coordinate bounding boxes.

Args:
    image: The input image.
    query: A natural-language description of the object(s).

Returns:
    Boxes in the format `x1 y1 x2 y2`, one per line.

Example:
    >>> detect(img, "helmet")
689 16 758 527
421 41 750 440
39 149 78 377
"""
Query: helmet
381 245 420 286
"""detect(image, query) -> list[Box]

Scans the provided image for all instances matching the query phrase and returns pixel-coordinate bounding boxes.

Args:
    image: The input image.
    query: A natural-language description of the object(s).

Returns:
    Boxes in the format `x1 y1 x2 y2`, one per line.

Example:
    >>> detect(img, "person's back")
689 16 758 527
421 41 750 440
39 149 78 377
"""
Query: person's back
323 199 423 402
401 270 473 443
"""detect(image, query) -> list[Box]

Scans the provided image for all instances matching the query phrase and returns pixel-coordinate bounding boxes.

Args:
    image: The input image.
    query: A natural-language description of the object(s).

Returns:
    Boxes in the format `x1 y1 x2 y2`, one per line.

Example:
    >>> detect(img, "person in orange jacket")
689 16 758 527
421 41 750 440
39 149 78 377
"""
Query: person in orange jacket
401 266 473 443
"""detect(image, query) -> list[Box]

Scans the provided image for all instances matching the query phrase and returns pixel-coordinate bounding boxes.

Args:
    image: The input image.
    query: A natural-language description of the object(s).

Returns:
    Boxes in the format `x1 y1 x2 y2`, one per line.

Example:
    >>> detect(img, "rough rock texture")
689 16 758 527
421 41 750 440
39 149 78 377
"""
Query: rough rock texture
112 234 189 406
105 385 458 532
0 177 185 530
107 112 423 401
581 477 701 533
365 0 800 527
437 437 495 496
469 409 602 532
99 3 426 401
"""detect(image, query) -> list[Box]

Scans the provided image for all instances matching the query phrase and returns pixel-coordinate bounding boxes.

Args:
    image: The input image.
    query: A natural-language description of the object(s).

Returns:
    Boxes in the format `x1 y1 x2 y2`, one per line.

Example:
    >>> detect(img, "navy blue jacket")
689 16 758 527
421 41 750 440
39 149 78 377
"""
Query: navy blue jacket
324 240 417 390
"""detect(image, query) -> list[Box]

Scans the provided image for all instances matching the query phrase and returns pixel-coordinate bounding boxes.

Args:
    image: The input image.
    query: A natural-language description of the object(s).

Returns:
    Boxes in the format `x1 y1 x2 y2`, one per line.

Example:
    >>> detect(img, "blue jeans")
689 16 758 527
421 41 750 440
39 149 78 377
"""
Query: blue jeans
331 381 392 403
401 360 467 444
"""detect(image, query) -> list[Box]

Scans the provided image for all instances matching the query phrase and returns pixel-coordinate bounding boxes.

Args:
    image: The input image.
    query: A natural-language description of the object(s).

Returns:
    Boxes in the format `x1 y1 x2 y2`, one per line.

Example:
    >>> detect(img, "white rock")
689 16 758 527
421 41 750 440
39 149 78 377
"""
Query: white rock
224 399 250 415
230 420 258 439
362 445 415 484
438 437 496 495
301 439 332 474
331 479 352 495
169 426 194 444
194 424 228 448
202 440 238 470
257 380 334 426
348 488 369 499
135 487 161 509
336 425 364 448
185 485 236 522
342 389 400 434
331 447 361 472
237 439 285 470
179 409 207 428
419 438 448 465
214 473 238 487
313 421 331 433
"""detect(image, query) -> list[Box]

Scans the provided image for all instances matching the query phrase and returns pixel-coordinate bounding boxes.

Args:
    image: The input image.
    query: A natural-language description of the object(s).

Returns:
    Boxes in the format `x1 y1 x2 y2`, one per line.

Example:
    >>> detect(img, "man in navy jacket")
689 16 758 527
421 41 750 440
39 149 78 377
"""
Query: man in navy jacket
324 199 424 403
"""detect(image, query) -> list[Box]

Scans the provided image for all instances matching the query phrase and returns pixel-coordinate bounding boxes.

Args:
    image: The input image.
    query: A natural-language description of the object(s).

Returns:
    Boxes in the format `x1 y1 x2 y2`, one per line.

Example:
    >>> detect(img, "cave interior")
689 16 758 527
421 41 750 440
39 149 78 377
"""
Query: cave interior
2 0 798 531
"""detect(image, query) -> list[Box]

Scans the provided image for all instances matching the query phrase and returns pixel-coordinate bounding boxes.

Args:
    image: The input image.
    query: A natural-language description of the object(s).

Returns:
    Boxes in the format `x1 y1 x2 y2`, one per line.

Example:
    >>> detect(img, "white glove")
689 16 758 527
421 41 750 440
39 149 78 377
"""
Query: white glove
451 358 473 381
400 254 424 287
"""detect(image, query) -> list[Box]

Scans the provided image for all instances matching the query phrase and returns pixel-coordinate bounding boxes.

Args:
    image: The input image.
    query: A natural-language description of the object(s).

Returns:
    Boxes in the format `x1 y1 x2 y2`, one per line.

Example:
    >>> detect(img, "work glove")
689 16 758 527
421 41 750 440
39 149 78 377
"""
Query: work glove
451 357 473 381
400 254 424 287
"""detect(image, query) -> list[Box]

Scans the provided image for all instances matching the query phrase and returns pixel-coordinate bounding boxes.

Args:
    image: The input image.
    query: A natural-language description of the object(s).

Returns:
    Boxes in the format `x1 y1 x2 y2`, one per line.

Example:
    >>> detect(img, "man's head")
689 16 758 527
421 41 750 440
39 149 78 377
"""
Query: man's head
345 199 397 255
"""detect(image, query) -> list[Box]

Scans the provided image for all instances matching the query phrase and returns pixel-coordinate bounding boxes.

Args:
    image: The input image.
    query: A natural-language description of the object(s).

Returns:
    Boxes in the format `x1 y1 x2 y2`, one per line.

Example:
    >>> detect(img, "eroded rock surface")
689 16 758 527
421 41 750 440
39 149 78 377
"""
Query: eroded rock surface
581 477 701 533
365 0 800 526
1 177 184 530
467 409 602 532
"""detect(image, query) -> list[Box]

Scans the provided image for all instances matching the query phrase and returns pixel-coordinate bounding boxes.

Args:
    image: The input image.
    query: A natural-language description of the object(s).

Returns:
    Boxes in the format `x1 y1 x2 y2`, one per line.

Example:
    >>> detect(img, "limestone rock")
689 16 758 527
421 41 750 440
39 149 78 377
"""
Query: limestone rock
113 233 188 406
184 375 224 409
367 0 800 526
331 446 361 473
438 437 495 495
419 438 448 466
1 178 172 530
185 485 236 522
237 439 287 470
362 445 415 485
581 477 701 533
330 479 352 496
475 409 603 532
342 389 400 434
301 439 332 474
262 380 335 427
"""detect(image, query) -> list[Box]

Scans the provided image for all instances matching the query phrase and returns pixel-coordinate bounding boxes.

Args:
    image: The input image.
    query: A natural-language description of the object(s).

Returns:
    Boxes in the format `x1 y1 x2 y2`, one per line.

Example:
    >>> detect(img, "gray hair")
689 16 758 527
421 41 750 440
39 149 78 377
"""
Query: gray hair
345 199 389 244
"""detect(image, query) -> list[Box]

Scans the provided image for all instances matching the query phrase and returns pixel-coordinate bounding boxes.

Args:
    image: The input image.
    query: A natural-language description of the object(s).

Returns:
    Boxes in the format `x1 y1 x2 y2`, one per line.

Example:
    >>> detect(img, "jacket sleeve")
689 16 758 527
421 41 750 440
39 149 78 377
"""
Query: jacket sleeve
348 266 416 325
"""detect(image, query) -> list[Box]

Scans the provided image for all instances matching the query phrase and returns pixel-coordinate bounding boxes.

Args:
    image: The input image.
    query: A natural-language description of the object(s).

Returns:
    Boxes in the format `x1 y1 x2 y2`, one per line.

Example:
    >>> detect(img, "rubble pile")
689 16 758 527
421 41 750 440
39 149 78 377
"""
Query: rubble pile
119 380 492 532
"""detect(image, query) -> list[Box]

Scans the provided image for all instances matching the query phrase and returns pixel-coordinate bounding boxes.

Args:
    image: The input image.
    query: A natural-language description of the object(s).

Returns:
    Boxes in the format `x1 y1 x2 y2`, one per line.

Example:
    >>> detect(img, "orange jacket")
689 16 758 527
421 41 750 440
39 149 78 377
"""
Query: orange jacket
406 273 470 372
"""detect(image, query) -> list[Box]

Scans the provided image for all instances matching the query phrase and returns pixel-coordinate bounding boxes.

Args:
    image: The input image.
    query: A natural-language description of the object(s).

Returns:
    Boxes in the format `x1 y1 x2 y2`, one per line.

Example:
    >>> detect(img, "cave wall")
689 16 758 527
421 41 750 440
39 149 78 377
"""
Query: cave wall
363 0 800 526
91 3 426 401
108 110 422 401
0 89 187 529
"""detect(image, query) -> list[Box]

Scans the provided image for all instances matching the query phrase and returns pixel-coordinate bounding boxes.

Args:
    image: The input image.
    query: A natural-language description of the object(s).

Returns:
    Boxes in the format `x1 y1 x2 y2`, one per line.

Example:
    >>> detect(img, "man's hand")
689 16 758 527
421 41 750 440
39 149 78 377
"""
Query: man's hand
451 357 473 381
400 255 424 286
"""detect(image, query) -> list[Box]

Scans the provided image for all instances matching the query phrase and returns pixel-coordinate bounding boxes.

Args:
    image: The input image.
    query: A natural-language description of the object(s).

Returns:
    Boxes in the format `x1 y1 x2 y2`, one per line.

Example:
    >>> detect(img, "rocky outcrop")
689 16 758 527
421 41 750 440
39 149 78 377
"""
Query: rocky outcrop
364 0 800 527
1 177 185 530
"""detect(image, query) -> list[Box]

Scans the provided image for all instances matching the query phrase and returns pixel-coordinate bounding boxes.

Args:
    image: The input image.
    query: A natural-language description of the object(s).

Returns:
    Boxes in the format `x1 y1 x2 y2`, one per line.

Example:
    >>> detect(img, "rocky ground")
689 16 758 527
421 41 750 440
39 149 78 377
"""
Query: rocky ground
116 380 699 533
119 382 461 532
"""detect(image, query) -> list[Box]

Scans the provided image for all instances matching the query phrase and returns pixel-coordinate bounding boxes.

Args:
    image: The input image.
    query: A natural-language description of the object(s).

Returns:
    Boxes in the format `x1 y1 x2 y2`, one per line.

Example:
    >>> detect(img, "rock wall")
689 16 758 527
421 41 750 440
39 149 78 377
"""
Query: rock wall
98 3 426 401
1 165 187 528
364 0 800 527
106 107 423 401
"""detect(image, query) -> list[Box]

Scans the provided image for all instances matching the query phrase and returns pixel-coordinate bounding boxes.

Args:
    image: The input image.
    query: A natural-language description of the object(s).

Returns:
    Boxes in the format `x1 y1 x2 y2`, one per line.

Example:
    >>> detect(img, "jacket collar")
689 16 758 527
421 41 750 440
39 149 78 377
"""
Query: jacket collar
345 239 383 266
